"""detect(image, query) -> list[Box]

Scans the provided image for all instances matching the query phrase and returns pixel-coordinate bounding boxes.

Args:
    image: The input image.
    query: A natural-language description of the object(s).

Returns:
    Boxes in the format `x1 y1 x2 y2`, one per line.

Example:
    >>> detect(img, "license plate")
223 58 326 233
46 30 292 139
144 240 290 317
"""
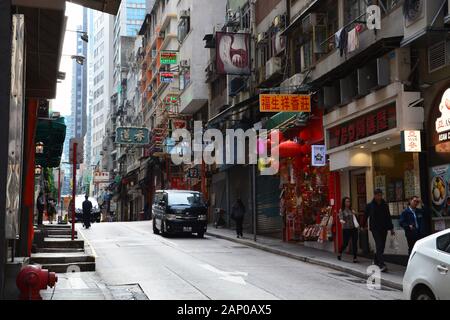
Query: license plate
183 226 192 232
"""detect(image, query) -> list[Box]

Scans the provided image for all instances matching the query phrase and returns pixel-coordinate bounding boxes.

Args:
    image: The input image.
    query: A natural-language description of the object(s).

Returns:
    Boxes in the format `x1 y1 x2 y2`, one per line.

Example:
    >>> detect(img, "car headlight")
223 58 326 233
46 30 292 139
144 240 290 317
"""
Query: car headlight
166 214 177 221
198 215 207 221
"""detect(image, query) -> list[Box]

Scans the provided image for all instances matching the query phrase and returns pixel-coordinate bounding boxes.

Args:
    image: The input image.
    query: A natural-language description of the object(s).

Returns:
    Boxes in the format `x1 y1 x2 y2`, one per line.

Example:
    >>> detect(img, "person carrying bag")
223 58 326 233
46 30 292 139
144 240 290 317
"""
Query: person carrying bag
337 197 360 263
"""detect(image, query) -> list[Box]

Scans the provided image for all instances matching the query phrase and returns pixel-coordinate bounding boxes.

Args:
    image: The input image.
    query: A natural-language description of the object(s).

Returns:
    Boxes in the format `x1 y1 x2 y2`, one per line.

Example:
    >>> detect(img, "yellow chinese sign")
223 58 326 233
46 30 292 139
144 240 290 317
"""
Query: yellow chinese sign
259 94 311 112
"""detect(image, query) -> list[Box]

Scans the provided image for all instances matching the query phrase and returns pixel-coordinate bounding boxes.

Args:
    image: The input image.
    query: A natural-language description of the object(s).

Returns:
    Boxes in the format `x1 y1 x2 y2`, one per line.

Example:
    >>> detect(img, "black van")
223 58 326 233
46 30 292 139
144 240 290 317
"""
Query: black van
152 190 208 238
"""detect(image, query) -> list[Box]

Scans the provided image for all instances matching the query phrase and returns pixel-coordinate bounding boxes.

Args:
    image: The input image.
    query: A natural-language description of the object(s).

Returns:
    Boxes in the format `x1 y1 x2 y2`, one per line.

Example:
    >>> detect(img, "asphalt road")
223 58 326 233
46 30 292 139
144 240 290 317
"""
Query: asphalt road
78 221 403 300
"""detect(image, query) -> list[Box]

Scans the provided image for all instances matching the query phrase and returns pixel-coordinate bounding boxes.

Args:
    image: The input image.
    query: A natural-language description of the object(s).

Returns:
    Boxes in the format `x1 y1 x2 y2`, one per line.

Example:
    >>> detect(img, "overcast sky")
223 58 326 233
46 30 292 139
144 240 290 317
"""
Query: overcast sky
52 2 84 116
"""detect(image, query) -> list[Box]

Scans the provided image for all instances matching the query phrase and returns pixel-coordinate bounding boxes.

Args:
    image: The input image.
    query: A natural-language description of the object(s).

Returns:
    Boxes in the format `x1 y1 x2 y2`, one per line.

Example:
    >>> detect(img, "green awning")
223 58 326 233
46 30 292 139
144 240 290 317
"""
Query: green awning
265 112 298 131
35 117 66 168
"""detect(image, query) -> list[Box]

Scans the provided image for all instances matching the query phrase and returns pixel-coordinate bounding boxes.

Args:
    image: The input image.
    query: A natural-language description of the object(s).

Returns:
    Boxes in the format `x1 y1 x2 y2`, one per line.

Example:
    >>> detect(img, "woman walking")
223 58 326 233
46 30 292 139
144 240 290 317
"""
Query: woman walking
338 197 360 263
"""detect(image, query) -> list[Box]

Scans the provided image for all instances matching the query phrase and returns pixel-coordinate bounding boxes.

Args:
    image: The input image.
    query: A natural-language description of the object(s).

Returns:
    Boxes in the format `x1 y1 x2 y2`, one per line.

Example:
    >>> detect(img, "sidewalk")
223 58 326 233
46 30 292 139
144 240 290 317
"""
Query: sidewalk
41 272 148 300
206 226 405 291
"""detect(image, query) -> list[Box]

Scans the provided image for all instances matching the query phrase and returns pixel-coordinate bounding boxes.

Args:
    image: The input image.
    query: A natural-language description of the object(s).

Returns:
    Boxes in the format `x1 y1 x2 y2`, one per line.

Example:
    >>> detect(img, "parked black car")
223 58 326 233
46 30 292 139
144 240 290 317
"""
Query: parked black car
152 190 208 238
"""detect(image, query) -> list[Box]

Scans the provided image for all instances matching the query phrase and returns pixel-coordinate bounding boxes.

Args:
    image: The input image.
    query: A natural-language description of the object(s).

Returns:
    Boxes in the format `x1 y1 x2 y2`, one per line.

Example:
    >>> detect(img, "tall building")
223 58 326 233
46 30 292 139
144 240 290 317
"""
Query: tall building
71 8 88 139
89 10 115 166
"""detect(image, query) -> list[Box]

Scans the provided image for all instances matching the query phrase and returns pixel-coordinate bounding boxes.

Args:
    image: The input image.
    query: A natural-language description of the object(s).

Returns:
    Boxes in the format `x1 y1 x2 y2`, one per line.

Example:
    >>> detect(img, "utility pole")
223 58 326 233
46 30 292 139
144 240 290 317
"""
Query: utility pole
72 142 77 241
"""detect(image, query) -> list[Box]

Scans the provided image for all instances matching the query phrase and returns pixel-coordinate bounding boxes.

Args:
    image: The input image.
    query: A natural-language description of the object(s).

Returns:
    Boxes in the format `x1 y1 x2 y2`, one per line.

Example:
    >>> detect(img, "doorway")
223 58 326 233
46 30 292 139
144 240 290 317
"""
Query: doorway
350 169 370 255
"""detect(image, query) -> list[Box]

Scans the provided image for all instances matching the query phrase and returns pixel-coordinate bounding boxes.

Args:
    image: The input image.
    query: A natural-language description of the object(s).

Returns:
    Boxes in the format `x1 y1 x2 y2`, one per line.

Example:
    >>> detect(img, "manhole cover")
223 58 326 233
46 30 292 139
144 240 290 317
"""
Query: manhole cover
107 284 149 300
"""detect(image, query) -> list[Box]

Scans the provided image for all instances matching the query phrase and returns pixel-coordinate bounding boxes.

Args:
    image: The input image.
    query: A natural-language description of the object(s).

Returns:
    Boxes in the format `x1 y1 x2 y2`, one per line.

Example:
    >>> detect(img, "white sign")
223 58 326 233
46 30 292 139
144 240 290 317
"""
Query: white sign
311 145 326 167
94 172 110 184
435 89 450 134
403 130 422 152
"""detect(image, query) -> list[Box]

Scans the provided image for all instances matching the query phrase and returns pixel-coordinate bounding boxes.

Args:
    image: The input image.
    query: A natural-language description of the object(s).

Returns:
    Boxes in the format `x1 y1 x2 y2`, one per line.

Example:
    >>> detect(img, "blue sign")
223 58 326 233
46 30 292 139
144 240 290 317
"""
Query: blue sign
116 127 150 145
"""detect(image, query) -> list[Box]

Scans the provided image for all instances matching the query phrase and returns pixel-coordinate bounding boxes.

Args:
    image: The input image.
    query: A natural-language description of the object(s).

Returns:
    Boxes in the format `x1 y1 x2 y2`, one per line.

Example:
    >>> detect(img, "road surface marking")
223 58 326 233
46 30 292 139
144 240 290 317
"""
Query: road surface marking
200 264 248 285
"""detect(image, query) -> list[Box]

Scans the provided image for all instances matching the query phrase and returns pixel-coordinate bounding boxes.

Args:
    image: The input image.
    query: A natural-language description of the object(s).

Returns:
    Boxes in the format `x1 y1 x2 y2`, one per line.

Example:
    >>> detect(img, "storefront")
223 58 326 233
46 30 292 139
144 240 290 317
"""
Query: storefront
265 111 338 251
324 82 424 258
427 83 450 233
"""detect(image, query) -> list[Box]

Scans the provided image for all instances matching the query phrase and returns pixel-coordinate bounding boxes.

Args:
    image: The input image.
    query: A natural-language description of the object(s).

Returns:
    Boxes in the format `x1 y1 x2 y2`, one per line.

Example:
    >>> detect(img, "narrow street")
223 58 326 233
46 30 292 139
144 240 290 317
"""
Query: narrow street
78 221 402 300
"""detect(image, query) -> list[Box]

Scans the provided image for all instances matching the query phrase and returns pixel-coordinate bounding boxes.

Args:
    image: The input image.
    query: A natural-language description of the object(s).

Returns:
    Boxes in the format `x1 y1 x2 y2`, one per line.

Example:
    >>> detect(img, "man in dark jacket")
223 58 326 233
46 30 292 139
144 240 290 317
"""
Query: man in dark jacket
400 196 421 255
36 191 45 226
365 189 395 272
82 195 93 229
231 198 245 238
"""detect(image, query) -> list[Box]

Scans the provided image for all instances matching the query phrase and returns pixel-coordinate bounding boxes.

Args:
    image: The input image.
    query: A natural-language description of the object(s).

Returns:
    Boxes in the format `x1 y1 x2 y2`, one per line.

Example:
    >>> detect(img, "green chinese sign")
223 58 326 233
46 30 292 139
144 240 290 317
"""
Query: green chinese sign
116 127 150 145
160 51 178 65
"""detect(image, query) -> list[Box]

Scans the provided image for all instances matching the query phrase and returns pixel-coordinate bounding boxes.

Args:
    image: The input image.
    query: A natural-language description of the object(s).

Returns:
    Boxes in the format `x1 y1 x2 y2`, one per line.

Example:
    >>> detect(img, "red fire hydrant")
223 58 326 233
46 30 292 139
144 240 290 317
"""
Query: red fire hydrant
16 265 58 300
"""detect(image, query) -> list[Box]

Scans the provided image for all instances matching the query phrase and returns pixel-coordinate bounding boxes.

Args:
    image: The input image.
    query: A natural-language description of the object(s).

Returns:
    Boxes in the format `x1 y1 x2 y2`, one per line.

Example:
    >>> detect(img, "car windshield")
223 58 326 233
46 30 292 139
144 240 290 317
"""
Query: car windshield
75 196 99 210
168 192 205 206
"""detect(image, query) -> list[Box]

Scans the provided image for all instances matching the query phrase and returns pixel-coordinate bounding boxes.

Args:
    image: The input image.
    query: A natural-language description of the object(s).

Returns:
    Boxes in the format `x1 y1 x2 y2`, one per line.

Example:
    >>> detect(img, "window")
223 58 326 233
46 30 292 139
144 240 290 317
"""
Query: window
127 25 140 36
127 8 145 21
345 0 369 25
178 15 190 43
168 192 205 206
437 233 450 254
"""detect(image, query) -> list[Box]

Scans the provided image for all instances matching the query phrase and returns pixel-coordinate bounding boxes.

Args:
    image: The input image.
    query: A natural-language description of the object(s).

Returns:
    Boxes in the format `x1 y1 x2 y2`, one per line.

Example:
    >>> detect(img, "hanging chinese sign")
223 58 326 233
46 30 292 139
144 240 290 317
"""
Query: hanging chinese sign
115 127 150 145
160 72 175 83
160 51 178 65
327 103 397 149
216 32 251 75
259 94 311 112
401 130 422 152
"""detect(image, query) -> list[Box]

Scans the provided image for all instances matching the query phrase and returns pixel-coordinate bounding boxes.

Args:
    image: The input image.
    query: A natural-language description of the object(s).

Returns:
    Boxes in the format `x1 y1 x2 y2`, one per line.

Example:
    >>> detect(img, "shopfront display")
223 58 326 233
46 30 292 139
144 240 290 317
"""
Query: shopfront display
428 86 450 232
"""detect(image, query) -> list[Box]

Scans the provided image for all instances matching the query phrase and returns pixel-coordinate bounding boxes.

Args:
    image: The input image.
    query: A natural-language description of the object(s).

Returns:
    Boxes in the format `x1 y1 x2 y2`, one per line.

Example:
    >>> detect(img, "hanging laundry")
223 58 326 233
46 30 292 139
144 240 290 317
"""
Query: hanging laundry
337 28 348 57
355 23 363 33
334 28 343 48
347 27 359 53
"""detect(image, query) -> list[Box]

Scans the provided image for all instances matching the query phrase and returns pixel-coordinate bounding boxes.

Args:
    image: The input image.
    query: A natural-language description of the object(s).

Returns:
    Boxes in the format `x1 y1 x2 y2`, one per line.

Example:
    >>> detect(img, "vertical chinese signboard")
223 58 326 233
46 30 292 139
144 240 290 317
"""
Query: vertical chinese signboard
327 103 397 149
259 94 311 112
401 130 422 152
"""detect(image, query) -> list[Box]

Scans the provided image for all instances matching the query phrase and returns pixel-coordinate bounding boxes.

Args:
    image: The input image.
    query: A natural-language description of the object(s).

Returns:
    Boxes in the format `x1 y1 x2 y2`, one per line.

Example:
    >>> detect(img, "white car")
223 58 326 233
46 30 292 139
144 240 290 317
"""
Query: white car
403 229 450 300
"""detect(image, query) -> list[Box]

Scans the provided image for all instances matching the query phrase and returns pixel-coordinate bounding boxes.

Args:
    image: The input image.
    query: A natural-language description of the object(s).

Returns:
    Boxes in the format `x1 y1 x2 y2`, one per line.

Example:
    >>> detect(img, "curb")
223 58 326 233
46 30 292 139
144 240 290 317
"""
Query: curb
206 231 403 291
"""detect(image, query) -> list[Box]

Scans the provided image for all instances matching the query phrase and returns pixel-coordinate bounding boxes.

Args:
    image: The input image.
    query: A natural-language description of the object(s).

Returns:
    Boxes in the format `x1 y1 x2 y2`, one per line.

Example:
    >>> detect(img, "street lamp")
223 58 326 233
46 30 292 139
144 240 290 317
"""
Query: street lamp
35 165 42 176
36 142 44 154
66 29 89 43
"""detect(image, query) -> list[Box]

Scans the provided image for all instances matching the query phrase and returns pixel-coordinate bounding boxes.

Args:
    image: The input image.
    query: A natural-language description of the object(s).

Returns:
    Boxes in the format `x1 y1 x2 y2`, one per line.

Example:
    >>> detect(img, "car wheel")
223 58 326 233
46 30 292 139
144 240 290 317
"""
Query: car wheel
153 221 160 234
197 232 205 239
412 286 435 300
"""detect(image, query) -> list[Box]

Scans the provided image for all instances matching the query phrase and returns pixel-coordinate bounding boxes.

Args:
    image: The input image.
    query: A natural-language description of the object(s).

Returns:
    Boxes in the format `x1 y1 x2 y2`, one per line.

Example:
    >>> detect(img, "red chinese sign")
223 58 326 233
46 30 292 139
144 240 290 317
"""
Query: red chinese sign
327 103 396 149
260 94 311 112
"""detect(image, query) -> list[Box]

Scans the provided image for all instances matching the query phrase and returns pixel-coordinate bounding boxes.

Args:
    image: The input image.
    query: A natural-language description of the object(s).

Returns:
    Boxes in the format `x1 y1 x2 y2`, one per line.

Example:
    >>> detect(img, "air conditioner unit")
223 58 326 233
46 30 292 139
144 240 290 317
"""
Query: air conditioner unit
180 10 190 18
180 60 189 68
100 151 104 156
302 13 327 33
266 57 282 79
281 73 306 89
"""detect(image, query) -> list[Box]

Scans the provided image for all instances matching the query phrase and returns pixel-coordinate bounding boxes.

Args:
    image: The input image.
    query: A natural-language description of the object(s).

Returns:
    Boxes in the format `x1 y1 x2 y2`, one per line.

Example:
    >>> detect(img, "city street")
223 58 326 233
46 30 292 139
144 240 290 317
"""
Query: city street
78 221 402 300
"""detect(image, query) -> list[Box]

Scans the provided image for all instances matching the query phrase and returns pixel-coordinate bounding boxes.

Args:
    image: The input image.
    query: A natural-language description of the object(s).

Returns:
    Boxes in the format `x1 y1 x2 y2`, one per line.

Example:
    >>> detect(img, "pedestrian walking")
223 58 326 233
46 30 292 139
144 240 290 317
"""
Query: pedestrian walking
36 191 45 226
337 197 359 263
47 198 57 224
364 189 395 272
231 198 245 238
400 196 421 256
82 195 93 229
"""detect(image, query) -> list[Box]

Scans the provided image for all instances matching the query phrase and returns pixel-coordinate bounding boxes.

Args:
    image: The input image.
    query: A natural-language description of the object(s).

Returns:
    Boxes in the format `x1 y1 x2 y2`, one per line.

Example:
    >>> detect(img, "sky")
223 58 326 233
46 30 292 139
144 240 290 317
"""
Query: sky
52 3 84 116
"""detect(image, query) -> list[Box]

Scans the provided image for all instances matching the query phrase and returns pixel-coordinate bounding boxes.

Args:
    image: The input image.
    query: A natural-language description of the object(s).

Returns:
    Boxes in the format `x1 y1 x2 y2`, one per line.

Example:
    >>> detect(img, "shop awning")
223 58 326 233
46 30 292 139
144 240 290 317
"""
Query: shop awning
67 0 121 15
35 117 67 168
265 112 298 131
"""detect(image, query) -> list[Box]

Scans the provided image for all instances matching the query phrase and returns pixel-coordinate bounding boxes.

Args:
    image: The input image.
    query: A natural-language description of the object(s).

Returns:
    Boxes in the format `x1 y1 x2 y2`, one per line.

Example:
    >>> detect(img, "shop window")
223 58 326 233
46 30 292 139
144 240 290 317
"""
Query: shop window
372 145 420 218
437 233 450 254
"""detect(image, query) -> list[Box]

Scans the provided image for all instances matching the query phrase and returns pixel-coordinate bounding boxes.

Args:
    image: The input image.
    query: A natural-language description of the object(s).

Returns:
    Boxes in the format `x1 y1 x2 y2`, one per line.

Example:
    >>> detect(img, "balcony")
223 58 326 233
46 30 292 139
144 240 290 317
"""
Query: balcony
308 4 404 85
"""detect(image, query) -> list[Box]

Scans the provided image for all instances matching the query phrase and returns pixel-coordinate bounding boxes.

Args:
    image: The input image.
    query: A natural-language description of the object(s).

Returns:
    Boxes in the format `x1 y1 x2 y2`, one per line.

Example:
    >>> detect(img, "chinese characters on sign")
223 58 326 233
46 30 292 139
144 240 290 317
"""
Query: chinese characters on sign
116 127 150 145
259 94 311 113
401 130 422 152
160 51 178 65
327 103 396 149
160 72 175 83
311 145 326 167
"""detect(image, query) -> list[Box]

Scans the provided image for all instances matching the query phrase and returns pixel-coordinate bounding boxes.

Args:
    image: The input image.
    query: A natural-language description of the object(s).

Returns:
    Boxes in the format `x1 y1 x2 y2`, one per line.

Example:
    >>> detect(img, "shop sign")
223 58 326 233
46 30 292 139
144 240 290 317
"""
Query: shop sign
311 145 326 167
116 127 150 145
327 103 396 149
164 95 179 105
160 72 175 83
401 130 422 152
429 165 450 217
94 172 110 184
171 119 187 130
160 51 178 65
260 94 311 113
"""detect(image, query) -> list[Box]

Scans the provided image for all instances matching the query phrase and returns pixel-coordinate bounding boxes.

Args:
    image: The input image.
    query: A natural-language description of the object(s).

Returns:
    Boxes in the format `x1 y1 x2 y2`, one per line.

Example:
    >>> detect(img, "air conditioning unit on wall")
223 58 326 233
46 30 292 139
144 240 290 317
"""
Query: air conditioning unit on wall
266 57 282 79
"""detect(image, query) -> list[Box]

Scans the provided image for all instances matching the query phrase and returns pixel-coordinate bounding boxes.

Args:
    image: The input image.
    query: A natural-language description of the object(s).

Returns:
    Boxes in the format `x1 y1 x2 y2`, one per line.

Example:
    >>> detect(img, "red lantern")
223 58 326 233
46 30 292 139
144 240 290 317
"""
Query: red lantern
299 130 311 142
273 140 302 158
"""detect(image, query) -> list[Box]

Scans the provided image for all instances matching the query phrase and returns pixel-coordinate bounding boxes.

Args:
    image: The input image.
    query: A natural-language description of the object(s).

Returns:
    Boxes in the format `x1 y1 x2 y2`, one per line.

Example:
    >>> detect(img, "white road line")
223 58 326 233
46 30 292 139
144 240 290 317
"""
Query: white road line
77 228 98 258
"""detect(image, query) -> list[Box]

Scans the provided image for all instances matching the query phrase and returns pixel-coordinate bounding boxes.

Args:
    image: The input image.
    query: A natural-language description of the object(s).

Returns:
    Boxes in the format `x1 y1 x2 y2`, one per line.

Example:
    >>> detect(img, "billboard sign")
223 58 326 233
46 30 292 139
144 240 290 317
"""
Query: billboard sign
216 32 250 75
160 51 178 65
260 94 311 113
116 127 150 145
